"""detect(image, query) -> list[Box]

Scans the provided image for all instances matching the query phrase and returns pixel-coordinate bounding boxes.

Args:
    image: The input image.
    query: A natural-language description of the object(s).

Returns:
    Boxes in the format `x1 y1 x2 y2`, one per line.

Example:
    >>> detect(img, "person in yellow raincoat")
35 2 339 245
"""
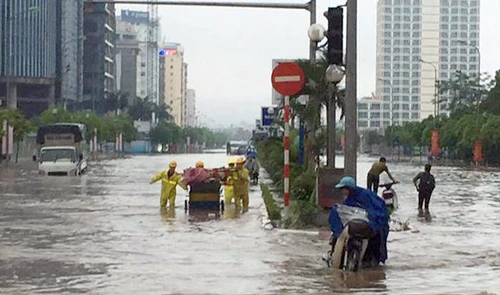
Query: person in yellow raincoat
150 160 187 208
224 158 236 205
231 156 249 210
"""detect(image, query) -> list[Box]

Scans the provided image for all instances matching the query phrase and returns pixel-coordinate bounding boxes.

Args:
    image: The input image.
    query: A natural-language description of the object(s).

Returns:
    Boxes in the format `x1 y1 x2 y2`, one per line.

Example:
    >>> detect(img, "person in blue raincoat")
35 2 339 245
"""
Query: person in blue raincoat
328 176 390 266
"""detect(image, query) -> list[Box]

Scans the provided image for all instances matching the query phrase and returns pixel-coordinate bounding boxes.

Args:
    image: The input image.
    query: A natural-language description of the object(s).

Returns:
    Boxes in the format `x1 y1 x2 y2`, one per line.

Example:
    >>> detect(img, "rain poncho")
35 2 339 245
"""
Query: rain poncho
231 168 249 210
151 170 187 208
224 176 235 204
328 186 390 263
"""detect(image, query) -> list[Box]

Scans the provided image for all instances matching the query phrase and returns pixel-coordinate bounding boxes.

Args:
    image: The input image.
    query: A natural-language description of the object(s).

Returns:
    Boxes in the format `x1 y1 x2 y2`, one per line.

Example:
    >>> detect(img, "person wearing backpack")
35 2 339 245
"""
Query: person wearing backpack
413 164 436 217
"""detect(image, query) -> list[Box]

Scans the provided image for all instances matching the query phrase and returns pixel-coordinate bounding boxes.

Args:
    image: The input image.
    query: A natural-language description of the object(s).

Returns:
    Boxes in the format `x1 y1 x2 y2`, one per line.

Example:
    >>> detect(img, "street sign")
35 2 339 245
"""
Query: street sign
261 107 274 127
271 62 305 96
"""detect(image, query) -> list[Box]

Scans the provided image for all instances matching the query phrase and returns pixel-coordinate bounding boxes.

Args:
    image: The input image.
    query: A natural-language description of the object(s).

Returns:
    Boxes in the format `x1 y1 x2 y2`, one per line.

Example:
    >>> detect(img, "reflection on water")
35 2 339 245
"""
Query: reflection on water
0 155 500 294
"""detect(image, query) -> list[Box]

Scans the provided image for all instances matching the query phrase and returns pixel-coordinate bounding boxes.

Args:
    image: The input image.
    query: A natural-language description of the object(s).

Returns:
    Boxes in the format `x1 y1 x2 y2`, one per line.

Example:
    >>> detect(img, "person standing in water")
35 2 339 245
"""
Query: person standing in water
413 164 436 217
367 157 396 194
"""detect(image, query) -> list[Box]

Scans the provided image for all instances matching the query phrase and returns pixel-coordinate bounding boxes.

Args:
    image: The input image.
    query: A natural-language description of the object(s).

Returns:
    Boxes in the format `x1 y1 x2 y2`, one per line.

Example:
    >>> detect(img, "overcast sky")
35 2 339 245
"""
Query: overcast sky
117 0 500 128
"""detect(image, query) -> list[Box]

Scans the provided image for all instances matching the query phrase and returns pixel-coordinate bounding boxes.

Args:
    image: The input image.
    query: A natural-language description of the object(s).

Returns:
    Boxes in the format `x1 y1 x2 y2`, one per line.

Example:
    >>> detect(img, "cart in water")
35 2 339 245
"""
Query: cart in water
184 181 225 214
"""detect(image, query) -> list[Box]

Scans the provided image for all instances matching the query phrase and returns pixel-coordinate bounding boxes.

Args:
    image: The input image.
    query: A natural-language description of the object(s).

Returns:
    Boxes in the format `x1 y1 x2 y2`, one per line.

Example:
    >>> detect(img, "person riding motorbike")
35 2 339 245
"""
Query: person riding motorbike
328 176 390 267
243 155 259 183
231 156 249 211
150 160 188 209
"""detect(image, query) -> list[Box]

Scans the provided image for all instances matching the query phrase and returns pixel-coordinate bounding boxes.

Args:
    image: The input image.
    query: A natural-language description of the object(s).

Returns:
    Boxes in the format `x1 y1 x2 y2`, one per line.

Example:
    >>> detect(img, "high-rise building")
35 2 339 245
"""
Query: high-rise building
181 62 188 127
59 0 85 112
115 20 140 105
118 9 160 105
0 2 53 117
82 2 116 114
186 89 196 127
160 43 185 126
375 0 480 128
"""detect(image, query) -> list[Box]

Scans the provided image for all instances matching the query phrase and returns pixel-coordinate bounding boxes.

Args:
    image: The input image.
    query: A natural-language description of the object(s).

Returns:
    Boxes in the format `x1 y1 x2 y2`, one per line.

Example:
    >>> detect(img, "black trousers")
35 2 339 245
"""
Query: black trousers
367 173 380 194
418 191 432 210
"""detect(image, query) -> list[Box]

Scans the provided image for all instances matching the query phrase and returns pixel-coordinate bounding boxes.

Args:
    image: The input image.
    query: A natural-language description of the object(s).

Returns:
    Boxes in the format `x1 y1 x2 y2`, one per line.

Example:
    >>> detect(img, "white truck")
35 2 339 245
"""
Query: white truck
33 123 89 176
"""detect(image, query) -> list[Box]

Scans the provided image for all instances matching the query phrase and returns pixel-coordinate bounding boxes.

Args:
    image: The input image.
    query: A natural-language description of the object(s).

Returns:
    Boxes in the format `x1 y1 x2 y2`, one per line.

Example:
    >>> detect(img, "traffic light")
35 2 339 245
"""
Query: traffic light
325 7 344 66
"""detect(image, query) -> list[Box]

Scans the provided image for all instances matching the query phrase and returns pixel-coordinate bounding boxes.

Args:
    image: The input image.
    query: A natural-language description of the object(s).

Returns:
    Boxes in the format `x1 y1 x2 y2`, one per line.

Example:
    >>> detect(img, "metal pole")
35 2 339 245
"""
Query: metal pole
6 14 14 109
309 0 316 62
86 0 309 10
433 67 437 117
344 0 357 179
284 95 290 215
327 83 336 168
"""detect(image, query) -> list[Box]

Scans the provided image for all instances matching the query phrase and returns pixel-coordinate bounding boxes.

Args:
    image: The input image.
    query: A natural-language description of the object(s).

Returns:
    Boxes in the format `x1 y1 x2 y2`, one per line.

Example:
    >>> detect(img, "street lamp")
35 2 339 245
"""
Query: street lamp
61 35 86 110
378 78 394 126
4 6 40 109
308 23 326 43
419 59 439 117
456 40 480 78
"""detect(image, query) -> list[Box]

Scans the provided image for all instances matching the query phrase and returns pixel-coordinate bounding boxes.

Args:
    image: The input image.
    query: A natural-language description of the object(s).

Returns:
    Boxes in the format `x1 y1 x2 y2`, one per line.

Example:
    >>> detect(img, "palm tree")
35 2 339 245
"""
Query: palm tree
154 103 173 123
294 53 345 168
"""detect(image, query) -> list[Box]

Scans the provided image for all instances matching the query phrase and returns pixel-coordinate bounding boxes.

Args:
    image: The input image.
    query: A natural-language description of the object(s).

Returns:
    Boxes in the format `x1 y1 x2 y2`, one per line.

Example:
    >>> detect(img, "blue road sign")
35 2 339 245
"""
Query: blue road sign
261 107 274 127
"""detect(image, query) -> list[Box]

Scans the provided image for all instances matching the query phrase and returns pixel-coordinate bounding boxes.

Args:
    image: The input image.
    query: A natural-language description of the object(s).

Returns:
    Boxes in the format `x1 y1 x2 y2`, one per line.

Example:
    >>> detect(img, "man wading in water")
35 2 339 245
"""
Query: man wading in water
413 164 436 217
367 157 396 194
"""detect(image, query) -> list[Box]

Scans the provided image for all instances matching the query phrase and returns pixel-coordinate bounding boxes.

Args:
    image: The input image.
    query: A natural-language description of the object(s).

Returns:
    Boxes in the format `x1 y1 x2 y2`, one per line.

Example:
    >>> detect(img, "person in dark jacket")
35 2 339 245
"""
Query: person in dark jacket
329 176 390 266
413 164 436 217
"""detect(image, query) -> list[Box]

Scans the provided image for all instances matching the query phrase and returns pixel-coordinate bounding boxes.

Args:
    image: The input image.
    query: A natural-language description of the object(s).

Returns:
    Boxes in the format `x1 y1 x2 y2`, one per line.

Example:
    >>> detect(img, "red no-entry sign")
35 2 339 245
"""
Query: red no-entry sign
271 62 305 96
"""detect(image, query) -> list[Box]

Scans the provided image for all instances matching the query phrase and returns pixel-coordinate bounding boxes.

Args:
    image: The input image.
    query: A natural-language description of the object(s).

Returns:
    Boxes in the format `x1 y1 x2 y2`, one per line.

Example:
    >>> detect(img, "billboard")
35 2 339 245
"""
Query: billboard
121 10 149 24
261 107 274 127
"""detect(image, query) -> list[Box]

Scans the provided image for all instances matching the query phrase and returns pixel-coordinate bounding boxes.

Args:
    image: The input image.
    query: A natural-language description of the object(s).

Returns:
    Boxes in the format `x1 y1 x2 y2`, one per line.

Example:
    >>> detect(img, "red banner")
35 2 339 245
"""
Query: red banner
473 140 483 163
341 134 345 149
431 129 440 157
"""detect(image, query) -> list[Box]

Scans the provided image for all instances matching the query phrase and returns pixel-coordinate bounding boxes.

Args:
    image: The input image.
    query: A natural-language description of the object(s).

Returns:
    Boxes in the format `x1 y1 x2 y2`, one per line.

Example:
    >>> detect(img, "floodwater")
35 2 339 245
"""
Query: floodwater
0 153 499 294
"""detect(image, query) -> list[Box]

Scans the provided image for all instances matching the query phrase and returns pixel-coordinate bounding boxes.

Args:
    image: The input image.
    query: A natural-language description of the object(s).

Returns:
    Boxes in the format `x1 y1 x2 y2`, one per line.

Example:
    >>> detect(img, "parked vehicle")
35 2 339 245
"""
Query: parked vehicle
33 123 89 176
379 182 399 215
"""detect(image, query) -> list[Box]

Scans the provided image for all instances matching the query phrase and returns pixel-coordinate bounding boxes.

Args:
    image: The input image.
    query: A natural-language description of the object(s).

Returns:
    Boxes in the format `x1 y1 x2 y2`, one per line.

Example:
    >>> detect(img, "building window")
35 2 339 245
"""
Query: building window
411 103 419 110
411 96 419 102
141 72 145 76
383 104 390 110
141 62 146 67
411 112 419 119
359 121 368 128
371 121 381 128
402 113 410 119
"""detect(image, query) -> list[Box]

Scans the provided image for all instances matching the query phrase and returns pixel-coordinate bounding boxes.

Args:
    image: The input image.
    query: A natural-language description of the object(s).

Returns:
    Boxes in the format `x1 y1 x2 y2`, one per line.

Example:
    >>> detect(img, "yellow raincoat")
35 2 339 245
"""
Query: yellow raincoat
151 170 187 208
224 176 235 205
232 168 249 210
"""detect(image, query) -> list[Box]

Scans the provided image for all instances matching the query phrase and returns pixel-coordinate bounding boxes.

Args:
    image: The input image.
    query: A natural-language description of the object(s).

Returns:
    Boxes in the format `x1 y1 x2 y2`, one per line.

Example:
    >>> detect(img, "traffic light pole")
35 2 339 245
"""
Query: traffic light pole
344 0 357 180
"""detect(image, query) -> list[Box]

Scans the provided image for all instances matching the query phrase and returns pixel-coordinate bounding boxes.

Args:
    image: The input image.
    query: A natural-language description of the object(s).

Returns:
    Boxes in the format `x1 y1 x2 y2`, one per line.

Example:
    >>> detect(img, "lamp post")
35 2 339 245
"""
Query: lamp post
419 59 438 117
61 35 86 110
4 6 40 109
307 23 345 169
457 40 481 115
378 78 394 126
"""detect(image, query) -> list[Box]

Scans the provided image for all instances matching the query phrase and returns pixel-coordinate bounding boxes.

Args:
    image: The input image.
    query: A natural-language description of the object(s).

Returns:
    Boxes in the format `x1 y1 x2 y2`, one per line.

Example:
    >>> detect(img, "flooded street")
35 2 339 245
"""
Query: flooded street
1 153 500 294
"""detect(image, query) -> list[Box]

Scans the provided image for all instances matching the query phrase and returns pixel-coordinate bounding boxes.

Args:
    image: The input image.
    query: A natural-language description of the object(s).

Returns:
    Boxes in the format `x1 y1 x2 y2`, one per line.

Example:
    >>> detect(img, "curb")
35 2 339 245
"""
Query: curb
257 167 277 231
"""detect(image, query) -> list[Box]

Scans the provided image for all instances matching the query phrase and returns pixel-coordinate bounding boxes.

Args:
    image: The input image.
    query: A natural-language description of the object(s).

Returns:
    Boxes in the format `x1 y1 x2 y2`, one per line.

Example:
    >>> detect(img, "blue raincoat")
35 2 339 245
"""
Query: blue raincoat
328 186 390 263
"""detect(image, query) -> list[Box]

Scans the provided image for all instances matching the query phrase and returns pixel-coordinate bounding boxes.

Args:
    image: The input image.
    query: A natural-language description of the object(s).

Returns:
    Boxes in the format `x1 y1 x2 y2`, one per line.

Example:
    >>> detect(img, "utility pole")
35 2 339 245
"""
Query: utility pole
344 0 357 180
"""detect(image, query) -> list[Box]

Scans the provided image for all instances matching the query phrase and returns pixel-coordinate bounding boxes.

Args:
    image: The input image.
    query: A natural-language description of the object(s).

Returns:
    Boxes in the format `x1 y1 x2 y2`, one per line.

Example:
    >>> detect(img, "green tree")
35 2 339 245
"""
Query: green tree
439 71 493 116
479 70 500 115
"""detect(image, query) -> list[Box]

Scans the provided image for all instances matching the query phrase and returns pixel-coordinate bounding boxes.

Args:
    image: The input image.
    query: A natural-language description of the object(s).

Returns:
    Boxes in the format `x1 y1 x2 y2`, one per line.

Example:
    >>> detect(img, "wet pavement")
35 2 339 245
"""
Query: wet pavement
1 153 499 294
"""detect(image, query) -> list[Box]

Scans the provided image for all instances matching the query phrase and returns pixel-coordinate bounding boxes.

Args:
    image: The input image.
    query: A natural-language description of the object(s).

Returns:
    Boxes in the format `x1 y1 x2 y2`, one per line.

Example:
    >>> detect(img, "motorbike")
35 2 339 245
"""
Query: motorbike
322 205 372 272
250 170 259 185
379 182 399 215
